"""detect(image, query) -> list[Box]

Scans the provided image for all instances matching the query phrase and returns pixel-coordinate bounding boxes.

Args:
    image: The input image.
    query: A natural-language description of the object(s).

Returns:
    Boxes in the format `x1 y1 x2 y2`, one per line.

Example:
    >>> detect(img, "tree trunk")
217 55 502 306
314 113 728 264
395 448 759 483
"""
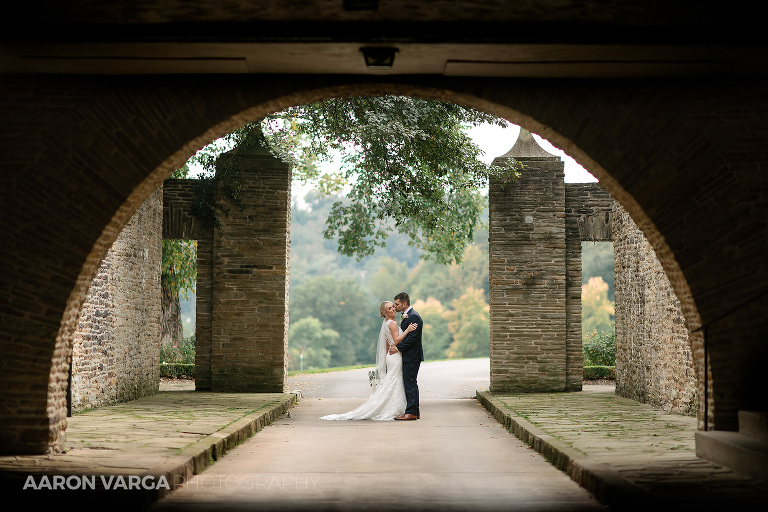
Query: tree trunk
161 284 183 356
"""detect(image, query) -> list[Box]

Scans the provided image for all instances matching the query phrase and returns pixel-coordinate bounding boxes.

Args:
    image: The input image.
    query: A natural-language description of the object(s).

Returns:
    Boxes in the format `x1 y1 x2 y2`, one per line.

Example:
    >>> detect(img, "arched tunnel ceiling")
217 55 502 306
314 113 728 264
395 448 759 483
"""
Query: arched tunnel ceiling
2 0 767 77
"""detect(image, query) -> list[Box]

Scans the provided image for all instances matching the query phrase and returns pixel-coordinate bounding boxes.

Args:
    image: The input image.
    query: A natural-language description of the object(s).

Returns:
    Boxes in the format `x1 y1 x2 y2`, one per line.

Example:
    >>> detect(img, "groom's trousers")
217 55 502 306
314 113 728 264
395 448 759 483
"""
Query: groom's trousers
403 361 421 416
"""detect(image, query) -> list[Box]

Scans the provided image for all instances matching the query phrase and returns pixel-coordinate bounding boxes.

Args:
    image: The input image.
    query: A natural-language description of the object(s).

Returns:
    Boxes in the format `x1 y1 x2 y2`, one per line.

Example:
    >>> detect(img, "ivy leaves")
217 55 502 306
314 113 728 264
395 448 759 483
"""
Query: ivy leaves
161 239 197 299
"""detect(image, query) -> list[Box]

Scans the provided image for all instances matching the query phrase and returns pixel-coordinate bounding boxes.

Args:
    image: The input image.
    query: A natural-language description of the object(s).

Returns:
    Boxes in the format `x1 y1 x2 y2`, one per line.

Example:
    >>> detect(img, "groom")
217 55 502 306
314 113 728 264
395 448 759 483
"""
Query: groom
390 292 424 420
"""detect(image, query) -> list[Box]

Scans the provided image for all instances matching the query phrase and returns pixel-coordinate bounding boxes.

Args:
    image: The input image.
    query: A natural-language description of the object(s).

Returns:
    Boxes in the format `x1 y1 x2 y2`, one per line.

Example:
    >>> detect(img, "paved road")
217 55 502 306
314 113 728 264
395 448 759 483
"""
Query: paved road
286 358 491 399
150 398 605 511
150 360 606 511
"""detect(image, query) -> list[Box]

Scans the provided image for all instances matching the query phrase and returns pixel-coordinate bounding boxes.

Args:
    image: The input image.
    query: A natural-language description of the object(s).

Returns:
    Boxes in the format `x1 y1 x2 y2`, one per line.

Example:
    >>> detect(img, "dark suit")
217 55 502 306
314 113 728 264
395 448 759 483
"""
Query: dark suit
399 308 424 416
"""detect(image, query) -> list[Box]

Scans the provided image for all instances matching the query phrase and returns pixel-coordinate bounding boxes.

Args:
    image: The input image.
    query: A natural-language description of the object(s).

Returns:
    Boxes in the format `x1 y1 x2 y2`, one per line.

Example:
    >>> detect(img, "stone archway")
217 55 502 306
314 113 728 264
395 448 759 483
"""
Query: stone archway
2 75 764 455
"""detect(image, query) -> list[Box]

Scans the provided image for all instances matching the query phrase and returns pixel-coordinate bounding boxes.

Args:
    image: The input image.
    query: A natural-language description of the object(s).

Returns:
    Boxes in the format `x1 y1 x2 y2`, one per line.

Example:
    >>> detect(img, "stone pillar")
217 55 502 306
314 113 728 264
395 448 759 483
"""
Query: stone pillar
489 129 566 392
564 228 583 392
161 179 214 390
563 183 615 391
210 135 291 392
195 227 213 390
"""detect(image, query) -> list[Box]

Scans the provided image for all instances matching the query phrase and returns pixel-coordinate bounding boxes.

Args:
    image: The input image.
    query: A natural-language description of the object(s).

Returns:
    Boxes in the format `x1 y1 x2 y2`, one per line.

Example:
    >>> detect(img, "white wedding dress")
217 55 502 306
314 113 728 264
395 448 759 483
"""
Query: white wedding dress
321 319 406 421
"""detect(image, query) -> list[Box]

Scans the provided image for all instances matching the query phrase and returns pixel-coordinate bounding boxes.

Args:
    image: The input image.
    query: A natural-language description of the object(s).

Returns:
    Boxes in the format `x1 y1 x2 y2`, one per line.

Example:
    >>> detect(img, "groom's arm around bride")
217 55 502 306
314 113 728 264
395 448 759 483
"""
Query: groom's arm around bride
393 312 423 357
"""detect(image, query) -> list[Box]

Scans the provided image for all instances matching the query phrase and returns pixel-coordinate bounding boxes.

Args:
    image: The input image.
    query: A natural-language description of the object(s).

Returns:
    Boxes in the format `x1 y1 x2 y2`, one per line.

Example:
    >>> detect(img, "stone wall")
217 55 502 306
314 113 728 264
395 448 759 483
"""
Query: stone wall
488 130 618 393
209 142 291 392
161 146 293 394
161 179 213 389
613 204 697 415
70 188 162 413
489 132 567 392
564 183 614 391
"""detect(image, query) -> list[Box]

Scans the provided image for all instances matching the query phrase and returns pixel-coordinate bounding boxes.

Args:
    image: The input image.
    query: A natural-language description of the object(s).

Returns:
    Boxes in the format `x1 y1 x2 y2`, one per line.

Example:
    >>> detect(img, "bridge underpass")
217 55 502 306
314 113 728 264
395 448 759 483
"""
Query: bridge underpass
3 3 768 507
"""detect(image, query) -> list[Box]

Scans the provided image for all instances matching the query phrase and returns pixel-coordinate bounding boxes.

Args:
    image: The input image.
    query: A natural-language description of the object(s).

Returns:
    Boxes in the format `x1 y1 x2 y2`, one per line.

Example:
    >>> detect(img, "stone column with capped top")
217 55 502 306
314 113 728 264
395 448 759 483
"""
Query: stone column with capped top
489 128 568 392
209 127 291 392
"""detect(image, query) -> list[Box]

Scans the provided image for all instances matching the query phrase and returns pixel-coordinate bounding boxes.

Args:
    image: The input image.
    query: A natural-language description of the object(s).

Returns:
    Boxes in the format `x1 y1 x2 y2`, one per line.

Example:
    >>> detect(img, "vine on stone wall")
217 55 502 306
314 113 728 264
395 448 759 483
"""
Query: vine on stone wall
190 156 244 228
188 126 269 228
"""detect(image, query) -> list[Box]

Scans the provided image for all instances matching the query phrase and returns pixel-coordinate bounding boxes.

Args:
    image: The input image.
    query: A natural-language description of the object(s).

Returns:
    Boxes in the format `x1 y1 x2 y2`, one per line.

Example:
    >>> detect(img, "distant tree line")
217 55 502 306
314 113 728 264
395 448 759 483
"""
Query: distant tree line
288 195 615 370
287 192 492 370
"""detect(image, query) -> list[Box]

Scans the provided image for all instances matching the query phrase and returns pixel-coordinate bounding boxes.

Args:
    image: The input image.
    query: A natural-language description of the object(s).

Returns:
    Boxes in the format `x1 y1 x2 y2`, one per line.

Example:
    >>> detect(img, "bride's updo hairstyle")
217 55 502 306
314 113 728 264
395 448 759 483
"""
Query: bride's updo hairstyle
380 301 392 318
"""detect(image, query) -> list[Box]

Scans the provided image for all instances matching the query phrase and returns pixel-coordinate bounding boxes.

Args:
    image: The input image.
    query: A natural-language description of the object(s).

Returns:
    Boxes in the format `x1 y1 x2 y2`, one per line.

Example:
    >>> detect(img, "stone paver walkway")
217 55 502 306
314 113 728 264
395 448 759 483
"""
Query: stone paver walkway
478 386 768 510
0 389 297 509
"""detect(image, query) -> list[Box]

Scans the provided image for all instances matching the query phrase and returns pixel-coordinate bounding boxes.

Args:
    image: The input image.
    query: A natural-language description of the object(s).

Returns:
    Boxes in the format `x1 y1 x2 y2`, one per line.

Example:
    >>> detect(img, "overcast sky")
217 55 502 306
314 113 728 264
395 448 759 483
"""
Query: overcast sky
466 122 597 184
186 120 598 203
290 122 597 205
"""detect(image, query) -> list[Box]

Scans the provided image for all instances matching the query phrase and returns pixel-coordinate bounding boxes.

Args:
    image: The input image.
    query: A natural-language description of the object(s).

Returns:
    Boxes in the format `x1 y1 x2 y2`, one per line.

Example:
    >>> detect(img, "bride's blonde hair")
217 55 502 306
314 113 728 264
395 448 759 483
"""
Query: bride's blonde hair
379 301 392 318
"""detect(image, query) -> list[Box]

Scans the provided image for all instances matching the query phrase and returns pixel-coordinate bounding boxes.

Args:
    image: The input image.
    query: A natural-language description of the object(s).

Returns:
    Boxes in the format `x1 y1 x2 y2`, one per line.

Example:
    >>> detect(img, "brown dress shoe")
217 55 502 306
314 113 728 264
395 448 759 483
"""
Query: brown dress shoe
394 414 419 420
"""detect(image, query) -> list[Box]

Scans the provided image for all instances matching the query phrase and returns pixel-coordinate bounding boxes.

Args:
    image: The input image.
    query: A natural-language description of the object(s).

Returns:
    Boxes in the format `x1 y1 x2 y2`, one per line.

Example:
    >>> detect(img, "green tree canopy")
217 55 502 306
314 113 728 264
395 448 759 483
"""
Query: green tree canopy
264 97 518 265
287 317 336 371
582 276 615 335
444 287 490 358
411 298 452 360
187 96 518 266
368 256 412 306
289 275 377 366
161 239 197 300
407 242 489 307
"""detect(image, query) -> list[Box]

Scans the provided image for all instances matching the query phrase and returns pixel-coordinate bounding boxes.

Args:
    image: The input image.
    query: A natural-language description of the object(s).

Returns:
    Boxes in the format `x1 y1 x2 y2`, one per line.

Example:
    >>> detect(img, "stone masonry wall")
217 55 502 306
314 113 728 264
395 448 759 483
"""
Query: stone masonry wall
613 204 697 415
489 154 567 393
162 179 213 389
70 188 162 412
564 183 614 391
162 179 201 240
210 144 291 392
487 130 617 394
161 154 292 394
195 230 214 390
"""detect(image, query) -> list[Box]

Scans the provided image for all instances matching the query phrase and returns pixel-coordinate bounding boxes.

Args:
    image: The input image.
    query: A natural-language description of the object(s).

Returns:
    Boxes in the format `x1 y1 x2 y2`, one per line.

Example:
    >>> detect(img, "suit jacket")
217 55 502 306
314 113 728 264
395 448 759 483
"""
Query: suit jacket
399 308 424 363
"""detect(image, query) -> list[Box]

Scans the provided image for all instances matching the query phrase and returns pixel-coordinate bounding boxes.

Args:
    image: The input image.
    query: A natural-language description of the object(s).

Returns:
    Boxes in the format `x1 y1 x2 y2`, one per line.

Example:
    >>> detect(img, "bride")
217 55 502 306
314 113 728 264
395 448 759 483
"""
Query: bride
320 301 417 421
